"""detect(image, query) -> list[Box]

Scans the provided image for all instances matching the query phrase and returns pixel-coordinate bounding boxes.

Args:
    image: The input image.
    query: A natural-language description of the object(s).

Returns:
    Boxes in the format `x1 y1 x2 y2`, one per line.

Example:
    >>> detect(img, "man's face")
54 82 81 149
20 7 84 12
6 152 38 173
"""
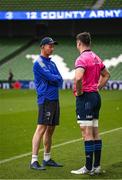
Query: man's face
42 44 54 56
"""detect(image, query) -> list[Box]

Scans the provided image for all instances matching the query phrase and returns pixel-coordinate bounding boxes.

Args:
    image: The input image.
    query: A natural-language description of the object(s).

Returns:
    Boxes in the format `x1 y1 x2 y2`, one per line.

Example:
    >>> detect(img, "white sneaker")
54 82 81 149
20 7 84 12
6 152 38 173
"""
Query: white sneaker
92 166 101 174
71 166 94 175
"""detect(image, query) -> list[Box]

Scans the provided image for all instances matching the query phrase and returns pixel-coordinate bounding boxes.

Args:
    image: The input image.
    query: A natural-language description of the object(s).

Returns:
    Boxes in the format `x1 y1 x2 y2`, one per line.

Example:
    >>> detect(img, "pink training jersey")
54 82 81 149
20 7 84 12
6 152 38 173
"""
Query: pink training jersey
74 50 105 94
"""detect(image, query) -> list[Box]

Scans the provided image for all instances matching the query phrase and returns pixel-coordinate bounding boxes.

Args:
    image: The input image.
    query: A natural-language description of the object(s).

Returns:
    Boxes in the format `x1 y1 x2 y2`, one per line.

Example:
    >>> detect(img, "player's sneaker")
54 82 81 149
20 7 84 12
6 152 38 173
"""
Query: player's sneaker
30 161 46 170
42 159 63 167
92 166 101 174
71 166 94 175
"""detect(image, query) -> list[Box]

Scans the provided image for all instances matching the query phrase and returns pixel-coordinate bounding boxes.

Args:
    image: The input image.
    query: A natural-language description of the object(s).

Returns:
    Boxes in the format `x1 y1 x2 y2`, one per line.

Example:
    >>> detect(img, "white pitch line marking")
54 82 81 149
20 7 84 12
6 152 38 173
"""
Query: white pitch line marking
0 127 121 165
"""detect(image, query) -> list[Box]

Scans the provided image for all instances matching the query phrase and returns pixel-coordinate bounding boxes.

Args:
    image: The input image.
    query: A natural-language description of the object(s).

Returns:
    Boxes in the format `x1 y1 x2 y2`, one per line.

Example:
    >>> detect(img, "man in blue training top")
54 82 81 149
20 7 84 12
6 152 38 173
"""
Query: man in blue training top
30 37 63 170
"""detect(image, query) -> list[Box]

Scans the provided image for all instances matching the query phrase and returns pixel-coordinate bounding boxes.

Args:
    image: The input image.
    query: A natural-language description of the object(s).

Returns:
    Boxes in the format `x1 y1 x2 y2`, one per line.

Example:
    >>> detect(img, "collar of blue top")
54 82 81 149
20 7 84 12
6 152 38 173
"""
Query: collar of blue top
40 55 51 61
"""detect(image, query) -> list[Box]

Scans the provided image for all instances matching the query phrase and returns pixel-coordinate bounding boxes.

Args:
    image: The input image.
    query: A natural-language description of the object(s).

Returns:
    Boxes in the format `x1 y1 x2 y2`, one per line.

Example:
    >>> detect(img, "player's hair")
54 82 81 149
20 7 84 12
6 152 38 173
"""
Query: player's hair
76 32 91 46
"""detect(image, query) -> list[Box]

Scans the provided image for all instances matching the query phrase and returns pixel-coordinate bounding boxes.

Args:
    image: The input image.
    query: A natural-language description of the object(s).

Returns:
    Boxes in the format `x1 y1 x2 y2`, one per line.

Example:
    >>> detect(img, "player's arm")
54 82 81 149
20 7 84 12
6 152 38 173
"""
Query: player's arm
98 67 110 90
75 67 85 96
34 62 61 84
53 63 63 88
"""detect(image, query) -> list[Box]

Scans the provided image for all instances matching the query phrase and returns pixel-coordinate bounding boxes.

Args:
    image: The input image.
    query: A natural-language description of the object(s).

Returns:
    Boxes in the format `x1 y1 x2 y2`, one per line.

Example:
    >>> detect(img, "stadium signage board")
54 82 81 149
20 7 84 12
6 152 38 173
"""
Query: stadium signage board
0 80 122 90
0 9 122 20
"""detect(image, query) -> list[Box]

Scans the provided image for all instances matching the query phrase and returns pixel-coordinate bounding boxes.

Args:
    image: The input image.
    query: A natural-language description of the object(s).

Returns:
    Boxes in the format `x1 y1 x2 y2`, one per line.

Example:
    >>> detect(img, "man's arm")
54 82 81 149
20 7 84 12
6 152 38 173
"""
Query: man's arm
98 67 110 90
34 62 61 84
52 63 63 88
75 67 85 96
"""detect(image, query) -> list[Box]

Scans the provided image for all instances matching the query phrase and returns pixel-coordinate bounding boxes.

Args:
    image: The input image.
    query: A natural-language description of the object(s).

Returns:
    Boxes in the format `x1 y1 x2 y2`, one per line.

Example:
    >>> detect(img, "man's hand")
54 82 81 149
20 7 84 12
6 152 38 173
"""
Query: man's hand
75 91 83 96
98 68 110 90
74 90 83 96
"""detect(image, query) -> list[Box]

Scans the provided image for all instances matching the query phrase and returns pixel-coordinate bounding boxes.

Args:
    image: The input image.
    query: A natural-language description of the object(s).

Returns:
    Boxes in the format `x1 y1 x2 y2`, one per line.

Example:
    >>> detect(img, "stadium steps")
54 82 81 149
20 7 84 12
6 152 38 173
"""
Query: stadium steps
0 0 96 10
0 37 122 80
101 0 122 9
0 40 39 80
0 0 121 11
109 63 122 80
0 38 30 62
0 39 36 66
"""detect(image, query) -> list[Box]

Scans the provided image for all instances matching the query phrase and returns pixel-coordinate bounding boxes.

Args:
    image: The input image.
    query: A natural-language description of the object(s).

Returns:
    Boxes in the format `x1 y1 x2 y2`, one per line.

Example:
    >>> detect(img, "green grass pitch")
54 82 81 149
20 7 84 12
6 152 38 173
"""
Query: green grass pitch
0 89 122 179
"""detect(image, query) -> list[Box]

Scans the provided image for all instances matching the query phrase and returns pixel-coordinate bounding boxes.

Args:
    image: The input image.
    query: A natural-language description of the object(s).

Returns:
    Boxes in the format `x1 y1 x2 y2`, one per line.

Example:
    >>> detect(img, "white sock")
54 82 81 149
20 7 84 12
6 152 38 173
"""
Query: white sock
31 155 38 164
44 152 51 161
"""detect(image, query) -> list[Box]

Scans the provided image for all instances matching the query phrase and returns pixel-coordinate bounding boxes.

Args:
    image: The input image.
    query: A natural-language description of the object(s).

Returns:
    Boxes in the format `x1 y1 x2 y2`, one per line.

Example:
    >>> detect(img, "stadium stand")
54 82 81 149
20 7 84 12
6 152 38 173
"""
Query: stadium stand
109 63 122 80
0 40 38 80
0 0 97 10
0 36 122 80
102 0 122 9
0 0 122 10
0 38 31 62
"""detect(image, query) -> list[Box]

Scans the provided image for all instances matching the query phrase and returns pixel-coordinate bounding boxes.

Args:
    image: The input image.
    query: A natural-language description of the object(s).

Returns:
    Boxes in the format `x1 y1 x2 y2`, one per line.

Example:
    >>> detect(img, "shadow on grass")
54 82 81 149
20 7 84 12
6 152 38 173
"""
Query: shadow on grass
88 161 122 179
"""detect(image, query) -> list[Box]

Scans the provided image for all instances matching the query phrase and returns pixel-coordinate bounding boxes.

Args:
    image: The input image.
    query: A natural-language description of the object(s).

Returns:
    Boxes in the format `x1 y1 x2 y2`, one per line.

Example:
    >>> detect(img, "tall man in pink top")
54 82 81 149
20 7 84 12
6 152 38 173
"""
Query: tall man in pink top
71 32 110 175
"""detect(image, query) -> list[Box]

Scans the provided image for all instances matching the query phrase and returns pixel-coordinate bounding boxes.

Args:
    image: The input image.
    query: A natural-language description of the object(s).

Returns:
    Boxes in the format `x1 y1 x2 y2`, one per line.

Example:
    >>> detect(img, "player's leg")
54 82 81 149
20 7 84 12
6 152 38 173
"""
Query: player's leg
30 103 47 170
42 100 63 167
92 93 102 173
82 96 94 172
32 124 47 156
81 124 94 172
92 126 102 174
43 125 55 161
93 124 100 140
80 125 85 140
71 123 94 175
30 124 46 170
71 94 94 174
84 125 94 141
79 123 93 141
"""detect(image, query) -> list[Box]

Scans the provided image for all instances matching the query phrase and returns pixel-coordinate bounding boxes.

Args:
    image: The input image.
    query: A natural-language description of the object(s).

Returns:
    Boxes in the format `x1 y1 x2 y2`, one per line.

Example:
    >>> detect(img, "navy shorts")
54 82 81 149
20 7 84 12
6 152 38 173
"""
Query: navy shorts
76 92 101 121
37 99 60 126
